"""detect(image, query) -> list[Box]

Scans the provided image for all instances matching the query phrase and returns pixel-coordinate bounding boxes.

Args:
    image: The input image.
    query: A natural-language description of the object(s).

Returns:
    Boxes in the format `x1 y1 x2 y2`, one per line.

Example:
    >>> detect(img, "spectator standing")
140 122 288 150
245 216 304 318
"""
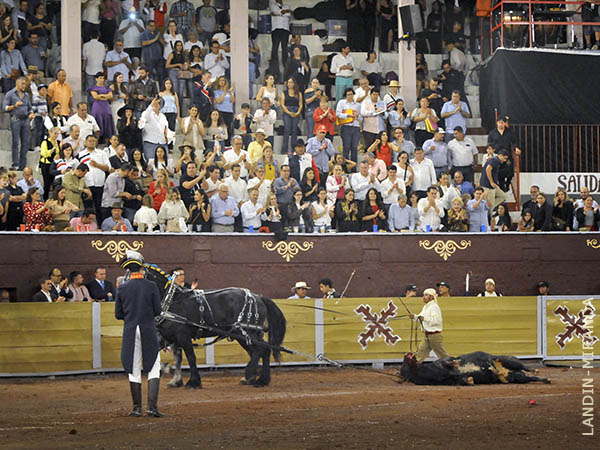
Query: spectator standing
331 42 354 104
361 89 387 151
78 135 110 218
105 40 134 84
3 77 33 170
26 3 52 52
191 70 214 122
181 105 206 153
380 165 406 208
383 80 403 113
532 192 553 232
575 196 600 231
280 77 303 155
123 167 145 222
119 7 145 60
188 189 211 232
149 168 174 211
210 183 239 232
0 38 27 93
139 97 170 161
101 164 131 217
270 0 292 69
426 1 443 54
286 139 317 185
417 185 444 231
366 151 387 182
99 0 121 49
336 88 361 164
467 187 492 232
5 171 25 230
233 103 253 149
158 78 180 134
110 72 129 129
48 69 73 117
204 109 228 153
22 187 51 231
479 149 510 209
303 78 322 139
204 39 229 82
116 105 142 153
307 126 335 186
170 0 195 40
360 187 386 232
252 101 276 148
491 203 512 232
422 129 450 178
255 73 279 107
367 131 393 167
351 160 380 203
195 0 218 45
141 20 165 84
82 31 106 92
82 0 101 43
312 96 336 139
214 76 235 140
448 126 477 184
273 164 300 227
62 164 91 212
164 40 186 111
284 45 310 93
393 150 414 195
130 66 158 117
411 96 439 148
552 187 574 231
410 148 437 199
335 188 360 232
67 102 100 141
38 126 60 200
89 73 115 142
224 164 248 232
20 33 46 75
163 20 184 63
247 166 272 207
388 99 412 132
440 91 471 143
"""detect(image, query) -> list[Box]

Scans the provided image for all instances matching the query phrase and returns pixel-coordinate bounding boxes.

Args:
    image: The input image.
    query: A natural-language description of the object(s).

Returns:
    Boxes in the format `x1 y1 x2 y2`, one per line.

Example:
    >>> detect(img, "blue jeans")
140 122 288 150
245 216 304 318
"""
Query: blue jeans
11 117 30 169
305 108 316 138
249 61 256 98
282 105 299 155
168 68 185 110
341 125 360 163
32 115 45 147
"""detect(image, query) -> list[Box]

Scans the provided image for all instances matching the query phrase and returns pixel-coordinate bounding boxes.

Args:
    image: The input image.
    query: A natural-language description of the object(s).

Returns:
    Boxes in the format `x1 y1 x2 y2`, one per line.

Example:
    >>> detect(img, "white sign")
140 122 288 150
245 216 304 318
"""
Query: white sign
520 173 600 195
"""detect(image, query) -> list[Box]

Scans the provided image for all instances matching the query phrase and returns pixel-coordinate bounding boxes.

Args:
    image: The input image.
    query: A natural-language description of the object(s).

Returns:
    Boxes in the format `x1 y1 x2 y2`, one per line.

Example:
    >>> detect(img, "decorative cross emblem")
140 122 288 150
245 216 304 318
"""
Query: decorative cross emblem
354 301 401 350
553 303 599 349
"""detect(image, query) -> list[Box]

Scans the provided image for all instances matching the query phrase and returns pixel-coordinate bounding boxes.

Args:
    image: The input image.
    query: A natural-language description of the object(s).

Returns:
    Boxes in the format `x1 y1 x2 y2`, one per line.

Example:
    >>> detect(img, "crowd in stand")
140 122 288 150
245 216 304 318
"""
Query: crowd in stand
0 1 597 233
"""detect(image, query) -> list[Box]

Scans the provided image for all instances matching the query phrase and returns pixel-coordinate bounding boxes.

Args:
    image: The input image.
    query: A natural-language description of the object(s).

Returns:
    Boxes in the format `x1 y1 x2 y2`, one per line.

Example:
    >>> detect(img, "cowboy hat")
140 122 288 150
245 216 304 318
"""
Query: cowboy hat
254 128 266 135
117 104 134 118
291 281 311 292
388 80 400 87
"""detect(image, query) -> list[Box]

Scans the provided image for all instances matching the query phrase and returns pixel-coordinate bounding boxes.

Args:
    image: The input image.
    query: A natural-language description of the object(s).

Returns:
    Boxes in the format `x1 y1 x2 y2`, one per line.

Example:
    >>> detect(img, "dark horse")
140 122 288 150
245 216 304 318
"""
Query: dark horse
143 264 287 388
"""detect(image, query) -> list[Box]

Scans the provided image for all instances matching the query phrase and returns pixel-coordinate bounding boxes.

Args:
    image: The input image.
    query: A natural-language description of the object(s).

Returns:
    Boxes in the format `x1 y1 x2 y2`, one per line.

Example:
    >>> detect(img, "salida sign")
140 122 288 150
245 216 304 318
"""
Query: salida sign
520 173 600 195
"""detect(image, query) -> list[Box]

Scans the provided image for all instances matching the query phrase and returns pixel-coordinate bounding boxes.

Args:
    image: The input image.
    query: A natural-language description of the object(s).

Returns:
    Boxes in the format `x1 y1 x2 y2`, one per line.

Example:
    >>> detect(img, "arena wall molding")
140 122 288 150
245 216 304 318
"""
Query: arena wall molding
1 296 596 376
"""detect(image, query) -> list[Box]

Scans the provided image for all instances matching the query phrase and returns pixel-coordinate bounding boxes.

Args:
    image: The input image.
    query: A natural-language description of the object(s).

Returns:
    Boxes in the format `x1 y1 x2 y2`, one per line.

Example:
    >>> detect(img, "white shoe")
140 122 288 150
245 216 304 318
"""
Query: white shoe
592 44 599 50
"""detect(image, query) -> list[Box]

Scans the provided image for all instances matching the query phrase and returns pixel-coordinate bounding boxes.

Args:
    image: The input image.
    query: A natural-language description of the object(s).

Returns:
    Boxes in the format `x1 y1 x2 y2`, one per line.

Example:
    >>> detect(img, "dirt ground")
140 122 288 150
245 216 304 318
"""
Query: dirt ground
0 365 595 450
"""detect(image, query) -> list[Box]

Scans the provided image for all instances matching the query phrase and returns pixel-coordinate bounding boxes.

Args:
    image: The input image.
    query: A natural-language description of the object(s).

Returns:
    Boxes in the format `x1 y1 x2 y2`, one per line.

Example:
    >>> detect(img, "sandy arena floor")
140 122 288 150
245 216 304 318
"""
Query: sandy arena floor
0 365 595 449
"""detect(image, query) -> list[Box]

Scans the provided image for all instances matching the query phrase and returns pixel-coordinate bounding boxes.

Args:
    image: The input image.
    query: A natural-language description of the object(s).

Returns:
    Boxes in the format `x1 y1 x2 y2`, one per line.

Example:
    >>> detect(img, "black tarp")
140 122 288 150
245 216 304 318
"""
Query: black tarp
480 48 600 129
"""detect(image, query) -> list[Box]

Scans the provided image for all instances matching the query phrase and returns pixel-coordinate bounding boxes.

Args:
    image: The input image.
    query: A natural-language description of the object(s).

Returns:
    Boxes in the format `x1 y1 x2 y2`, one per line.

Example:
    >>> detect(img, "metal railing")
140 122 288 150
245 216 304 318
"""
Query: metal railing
511 124 600 172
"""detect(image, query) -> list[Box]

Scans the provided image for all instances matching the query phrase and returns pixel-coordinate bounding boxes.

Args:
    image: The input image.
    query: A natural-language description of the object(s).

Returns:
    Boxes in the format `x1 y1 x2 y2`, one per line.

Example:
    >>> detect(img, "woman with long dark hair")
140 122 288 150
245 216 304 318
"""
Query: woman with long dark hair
89 72 114 142
360 187 386 231
301 167 319 203
159 78 180 133
110 72 129 128
280 77 303 154
48 186 79 231
213 75 235 145
23 187 52 231
552 187 574 231
492 202 512 232
39 127 61 200
335 188 360 232
44 102 69 142
165 39 186 110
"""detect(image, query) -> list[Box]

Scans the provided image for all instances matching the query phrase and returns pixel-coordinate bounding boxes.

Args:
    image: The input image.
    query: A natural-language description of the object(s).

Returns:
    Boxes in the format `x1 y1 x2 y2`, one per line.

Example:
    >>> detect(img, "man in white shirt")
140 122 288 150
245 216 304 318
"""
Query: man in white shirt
410 148 437 198
139 98 169 161
118 8 145 60
77 134 110 221
331 42 354 105
448 126 478 184
288 281 312 299
82 0 101 43
247 166 272 206
270 0 292 66
354 77 371 104
222 136 252 179
63 124 85 156
361 89 387 150
447 41 468 75
204 40 229 82
417 186 445 231
224 164 248 232
82 30 106 91
351 160 380 202
104 40 134 83
410 288 449 362
241 187 265 232
66 102 100 140
205 165 222 198
336 88 361 163
380 165 406 207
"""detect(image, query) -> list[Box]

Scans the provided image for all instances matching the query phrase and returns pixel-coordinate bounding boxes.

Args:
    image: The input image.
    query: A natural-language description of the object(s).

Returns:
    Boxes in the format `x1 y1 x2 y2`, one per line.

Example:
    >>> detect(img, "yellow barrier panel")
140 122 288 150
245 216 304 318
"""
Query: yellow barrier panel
544 298 599 359
0 303 93 373
322 297 538 361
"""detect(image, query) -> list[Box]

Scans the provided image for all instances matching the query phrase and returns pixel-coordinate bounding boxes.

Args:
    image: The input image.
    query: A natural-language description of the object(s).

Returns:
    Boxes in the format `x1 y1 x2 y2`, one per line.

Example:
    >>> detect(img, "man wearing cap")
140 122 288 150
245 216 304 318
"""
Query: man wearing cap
423 129 451 179
437 281 451 297
115 251 164 417
101 203 134 232
440 91 471 143
288 281 312 299
487 116 522 192
448 126 478 184
404 284 418 297
410 288 450 362
307 126 335 187
330 42 354 105
247 128 270 164
537 281 550 296
477 278 502 297
335 88 361 164
285 138 318 184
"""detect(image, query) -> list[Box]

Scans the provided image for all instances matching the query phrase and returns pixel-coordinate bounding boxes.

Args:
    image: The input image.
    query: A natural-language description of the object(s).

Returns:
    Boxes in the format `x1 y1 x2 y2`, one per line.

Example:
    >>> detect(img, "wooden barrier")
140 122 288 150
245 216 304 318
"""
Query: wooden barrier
0 297 543 375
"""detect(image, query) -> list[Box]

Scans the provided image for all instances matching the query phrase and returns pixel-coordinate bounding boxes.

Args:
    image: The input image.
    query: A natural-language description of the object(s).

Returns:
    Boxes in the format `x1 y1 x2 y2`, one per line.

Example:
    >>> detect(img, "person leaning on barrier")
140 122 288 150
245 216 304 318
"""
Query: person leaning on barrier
115 251 163 417
289 281 312 299
410 288 450 363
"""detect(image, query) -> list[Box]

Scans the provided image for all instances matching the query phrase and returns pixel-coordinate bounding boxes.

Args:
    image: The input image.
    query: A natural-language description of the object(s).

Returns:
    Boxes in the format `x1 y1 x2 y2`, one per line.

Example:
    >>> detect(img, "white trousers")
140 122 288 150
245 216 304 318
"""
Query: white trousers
128 325 161 383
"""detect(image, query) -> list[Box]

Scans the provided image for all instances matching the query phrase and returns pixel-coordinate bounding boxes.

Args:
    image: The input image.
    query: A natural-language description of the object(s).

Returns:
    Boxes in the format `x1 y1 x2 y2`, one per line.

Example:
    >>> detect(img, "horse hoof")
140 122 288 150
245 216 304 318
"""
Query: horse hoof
545 378 552 384
167 380 183 388
240 378 250 385
251 380 267 388
185 381 202 389
466 376 475 385
533 369 539 374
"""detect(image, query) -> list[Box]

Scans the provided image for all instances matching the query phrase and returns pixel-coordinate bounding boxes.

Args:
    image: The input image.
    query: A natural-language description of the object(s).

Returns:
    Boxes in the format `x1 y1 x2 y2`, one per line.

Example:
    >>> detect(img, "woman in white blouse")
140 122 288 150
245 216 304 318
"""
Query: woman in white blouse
133 194 159 231
158 188 189 232
162 19 183 61
180 104 206 152
312 188 334 232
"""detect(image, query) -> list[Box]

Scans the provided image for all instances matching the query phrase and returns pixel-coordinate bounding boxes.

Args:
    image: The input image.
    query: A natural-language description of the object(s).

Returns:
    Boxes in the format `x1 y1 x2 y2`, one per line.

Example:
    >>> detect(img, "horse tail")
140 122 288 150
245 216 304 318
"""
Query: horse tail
262 296 286 362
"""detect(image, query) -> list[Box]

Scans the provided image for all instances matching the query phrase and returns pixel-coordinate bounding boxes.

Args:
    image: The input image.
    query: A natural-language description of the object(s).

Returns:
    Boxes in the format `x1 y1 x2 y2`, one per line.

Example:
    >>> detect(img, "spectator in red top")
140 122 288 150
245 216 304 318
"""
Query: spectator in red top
312 96 336 139
367 130 393 167
148 168 174 211
23 187 52 230
360 187 386 232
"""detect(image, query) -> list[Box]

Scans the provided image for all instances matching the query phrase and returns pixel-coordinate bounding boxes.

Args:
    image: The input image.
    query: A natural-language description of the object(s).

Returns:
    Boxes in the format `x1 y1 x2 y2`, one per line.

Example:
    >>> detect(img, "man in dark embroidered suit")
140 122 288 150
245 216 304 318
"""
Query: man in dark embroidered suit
115 251 164 417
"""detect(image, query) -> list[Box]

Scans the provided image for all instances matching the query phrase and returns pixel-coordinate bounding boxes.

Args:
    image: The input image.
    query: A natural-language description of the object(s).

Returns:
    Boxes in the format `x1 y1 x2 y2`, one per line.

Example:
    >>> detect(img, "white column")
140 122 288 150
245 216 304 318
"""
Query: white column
61 1 83 106
398 0 417 111
230 1 249 113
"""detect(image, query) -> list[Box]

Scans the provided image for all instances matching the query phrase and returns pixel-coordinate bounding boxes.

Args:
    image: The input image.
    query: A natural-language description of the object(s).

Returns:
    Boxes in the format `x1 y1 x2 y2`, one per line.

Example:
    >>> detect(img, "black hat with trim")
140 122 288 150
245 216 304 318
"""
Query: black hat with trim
120 250 145 272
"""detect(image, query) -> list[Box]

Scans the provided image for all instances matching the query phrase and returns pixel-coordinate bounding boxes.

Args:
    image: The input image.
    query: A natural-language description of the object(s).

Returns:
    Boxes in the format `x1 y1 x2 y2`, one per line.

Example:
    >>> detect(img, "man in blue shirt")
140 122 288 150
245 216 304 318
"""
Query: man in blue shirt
467 187 492 232
440 90 471 143
140 20 165 83
422 128 451 179
3 77 34 170
388 193 415 231
101 204 134 232
452 170 474 197
209 183 239 232
306 125 335 187
480 149 510 209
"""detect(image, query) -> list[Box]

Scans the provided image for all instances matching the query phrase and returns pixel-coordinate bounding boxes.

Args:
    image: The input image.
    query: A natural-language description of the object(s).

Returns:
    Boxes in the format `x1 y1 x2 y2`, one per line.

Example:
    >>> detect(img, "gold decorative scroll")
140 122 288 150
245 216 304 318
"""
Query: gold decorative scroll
419 239 472 261
587 239 600 249
261 240 314 262
91 240 144 263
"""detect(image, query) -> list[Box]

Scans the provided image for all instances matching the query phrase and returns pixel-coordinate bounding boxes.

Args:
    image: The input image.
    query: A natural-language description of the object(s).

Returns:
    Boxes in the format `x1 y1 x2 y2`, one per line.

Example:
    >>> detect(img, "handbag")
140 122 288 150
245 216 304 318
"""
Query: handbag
425 117 438 133
177 70 193 79
551 216 567 231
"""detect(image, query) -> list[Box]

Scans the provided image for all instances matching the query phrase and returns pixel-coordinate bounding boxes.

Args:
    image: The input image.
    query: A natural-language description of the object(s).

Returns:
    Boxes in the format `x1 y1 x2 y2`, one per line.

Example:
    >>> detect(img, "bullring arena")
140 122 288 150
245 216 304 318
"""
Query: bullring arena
1 0 600 448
